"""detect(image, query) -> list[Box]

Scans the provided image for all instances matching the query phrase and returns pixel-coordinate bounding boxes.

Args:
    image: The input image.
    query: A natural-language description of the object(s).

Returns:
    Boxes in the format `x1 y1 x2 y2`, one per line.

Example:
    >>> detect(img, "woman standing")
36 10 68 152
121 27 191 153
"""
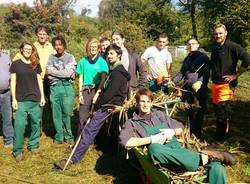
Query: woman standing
76 38 109 136
10 42 45 161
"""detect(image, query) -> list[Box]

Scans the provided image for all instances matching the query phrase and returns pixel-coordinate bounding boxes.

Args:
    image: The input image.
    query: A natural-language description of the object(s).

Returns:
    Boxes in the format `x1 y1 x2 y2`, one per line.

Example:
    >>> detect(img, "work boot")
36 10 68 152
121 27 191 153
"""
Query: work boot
64 144 74 153
201 149 236 166
54 159 74 170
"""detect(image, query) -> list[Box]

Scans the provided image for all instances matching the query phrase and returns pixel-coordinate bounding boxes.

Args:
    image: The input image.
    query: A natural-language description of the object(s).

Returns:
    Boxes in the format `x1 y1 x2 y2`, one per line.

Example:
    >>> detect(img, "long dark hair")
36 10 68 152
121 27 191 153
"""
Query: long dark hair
20 42 40 69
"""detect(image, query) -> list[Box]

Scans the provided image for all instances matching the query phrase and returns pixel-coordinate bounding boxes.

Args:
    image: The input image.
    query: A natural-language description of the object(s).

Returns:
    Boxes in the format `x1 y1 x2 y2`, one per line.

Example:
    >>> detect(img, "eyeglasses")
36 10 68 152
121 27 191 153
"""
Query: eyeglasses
187 42 198 46
23 48 32 51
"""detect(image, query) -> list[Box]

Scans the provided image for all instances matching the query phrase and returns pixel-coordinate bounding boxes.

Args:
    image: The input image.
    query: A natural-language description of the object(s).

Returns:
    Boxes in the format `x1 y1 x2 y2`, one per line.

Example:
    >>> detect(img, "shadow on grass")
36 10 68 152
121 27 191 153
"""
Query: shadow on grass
93 111 141 184
94 134 141 184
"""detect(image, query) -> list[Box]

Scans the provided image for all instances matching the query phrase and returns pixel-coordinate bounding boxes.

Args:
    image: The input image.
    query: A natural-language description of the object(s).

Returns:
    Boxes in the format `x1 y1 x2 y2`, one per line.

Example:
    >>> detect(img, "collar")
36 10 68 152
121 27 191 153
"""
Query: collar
110 61 121 70
34 41 51 48
131 109 157 121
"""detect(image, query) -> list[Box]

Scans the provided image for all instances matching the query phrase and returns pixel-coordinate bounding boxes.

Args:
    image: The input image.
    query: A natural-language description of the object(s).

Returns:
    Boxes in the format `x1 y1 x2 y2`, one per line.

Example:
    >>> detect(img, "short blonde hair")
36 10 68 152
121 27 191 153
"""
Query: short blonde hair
214 23 227 31
85 38 99 56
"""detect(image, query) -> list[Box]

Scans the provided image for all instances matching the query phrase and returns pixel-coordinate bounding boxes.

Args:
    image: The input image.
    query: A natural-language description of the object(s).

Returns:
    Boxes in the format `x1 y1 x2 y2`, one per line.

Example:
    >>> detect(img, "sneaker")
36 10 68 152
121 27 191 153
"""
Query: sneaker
4 143 13 149
201 149 236 166
54 159 74 170
64 144 74 153
15 153 24 162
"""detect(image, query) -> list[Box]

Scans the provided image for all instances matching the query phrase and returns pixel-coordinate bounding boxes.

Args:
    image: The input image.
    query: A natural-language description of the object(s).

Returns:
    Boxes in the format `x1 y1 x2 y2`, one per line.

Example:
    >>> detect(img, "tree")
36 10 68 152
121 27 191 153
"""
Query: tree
3 0 77 48
202 0 250 47
99 0 184 43
81 8 91 16
177 0 203 39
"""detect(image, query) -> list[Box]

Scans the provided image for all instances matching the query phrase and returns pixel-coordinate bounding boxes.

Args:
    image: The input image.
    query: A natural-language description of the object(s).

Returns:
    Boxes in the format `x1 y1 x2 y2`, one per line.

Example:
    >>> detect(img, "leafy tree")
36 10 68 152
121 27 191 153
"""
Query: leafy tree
3 0 76 48
202 0 250 47
177 0 202 39
99 0 185 45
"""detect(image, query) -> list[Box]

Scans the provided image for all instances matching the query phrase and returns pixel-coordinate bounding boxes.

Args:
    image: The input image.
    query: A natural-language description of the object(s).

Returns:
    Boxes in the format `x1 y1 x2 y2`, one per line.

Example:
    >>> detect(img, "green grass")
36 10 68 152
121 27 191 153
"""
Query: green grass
0 59 249 183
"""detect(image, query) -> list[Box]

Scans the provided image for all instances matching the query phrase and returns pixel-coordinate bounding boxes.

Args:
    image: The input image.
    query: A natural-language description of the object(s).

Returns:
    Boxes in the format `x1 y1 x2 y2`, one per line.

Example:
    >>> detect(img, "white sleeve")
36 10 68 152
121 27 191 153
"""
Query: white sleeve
141 47 151 61
165 51 172 64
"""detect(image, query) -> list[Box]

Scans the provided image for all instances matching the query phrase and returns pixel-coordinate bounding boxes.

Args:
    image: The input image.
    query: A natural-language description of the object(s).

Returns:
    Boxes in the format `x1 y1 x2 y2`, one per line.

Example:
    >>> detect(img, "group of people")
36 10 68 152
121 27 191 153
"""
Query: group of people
0 23 249 183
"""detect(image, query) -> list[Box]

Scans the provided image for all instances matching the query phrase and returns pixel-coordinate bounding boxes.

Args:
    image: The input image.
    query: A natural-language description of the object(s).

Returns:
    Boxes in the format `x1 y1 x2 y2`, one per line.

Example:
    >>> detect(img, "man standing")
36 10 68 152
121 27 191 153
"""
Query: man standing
111 31 147 95
13 25 55 79
211 24 250 141
54 44 130 170
47 36 76 144
119 88 236 184
0 47 14 148
173 37 210 137
141 33 172 93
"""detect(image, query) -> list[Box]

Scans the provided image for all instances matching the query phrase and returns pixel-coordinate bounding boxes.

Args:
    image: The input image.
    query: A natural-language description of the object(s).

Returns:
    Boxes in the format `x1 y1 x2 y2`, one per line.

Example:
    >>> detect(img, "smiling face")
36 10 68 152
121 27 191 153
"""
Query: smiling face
100 40 110 53
112 34 125 48
36 29 49 45
107 49 121 65
88 42 99 57
137 95 153 115
54 40 65 56
21 44 33 59
214 27 227 45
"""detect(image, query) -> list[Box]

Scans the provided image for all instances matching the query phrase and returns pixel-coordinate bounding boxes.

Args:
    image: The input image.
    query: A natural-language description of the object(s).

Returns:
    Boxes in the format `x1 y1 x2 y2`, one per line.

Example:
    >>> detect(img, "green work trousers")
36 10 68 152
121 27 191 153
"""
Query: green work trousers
205 161 228 184
13 101 41 156
148 139 201 171
50 81 74 143
148 140 227 184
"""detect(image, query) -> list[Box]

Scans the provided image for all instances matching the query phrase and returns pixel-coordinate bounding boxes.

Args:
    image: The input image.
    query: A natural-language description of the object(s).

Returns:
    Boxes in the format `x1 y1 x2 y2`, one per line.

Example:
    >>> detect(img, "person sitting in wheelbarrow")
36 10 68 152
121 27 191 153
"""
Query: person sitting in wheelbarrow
119 88 236 184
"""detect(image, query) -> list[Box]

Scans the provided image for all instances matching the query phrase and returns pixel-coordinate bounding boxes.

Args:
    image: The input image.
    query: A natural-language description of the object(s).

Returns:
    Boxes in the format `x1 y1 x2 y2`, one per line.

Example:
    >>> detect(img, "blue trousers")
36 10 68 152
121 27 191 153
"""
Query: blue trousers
0 91 14 145
72 109 112 163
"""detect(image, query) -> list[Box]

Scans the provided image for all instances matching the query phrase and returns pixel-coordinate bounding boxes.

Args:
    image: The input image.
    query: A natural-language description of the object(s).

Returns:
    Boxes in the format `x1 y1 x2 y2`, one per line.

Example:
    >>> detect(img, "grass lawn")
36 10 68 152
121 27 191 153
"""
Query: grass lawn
0 59 249 183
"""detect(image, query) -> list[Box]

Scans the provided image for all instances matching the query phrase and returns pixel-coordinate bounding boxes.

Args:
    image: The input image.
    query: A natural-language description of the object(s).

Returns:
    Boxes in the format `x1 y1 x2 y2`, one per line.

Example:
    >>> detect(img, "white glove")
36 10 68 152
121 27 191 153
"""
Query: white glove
192 81 202 92
150 132 168 144
160 129 175 140
167 80 175 88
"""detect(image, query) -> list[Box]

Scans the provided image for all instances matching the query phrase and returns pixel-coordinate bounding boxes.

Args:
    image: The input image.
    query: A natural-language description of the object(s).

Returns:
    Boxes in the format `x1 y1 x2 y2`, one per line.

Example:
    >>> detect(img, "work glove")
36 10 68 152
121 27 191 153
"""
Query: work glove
186 73 198 86
192 81 203 92
150 132 168 144
167 80 175 88
160 129 175 140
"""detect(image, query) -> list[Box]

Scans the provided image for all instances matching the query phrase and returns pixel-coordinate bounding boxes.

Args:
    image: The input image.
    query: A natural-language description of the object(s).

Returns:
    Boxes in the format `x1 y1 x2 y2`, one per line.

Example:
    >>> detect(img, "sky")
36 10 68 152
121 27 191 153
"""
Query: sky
0 0 101 17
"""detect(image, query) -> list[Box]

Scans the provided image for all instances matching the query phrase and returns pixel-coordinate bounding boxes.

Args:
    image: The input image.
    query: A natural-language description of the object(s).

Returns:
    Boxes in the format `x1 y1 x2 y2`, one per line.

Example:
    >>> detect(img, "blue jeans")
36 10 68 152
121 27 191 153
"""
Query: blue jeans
0 91 14 145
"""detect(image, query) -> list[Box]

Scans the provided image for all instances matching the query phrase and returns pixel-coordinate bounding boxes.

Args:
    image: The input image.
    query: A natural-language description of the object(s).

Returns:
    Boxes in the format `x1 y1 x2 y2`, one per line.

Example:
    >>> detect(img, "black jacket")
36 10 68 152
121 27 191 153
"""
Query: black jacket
211 40 250 85
173 50 210 86
96 64 131 108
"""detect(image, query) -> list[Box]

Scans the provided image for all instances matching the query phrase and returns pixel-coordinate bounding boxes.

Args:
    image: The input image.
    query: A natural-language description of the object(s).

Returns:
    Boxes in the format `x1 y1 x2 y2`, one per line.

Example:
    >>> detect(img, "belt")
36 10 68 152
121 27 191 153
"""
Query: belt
0 89 9 94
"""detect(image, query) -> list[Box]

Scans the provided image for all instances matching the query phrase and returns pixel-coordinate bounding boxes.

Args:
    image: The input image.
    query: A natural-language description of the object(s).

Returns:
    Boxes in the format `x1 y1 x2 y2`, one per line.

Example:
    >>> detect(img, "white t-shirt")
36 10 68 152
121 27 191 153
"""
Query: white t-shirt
141 46 172 78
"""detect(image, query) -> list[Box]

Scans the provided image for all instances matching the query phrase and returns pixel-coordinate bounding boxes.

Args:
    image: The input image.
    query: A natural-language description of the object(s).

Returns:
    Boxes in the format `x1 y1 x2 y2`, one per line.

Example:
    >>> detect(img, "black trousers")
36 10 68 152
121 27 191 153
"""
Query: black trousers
213 101 231 140
183 86 207 137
